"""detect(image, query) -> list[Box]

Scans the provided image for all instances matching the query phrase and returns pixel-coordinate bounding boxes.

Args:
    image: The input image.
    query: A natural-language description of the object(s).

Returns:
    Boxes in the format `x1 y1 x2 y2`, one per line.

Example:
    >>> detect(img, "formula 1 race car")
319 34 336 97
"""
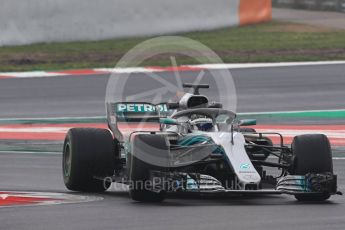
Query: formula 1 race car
62 83 340 202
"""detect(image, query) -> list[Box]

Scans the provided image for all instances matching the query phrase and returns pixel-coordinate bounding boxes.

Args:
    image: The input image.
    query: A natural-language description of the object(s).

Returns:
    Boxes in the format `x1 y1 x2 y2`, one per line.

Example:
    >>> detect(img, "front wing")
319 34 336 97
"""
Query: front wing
148 171 339 196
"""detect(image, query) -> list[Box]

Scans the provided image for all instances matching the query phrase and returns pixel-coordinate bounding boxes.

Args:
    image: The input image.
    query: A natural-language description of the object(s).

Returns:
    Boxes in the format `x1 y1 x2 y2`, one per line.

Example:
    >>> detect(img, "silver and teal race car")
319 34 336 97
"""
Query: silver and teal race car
62 83 340 202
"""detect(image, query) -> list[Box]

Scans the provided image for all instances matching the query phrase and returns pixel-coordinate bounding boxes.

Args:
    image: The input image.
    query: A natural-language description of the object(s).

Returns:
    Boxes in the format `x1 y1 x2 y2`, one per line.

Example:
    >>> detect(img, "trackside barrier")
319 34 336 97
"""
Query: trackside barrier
273 0 345 12
239 0 272 25
0 0 271 46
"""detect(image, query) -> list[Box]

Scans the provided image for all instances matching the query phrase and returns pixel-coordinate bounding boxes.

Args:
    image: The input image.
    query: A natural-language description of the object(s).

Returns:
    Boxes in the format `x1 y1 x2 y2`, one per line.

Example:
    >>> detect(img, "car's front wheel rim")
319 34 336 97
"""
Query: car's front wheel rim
63 143 72 177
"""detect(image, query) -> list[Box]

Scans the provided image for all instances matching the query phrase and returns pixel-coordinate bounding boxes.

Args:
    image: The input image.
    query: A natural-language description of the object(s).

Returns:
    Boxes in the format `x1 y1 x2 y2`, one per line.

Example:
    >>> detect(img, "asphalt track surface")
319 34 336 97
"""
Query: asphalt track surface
0 64 345 230
0 152 344 230
0 64 344 118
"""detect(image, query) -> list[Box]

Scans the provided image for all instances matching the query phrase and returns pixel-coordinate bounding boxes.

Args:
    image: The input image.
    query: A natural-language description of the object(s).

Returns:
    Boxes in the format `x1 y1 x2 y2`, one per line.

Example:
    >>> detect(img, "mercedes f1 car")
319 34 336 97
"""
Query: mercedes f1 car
63 83 340 202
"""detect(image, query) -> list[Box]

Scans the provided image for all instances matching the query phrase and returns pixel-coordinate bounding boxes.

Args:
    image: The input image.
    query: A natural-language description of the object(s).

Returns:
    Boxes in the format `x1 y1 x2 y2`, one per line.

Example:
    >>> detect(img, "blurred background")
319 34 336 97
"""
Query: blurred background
0 2 345 229
0 0 344 71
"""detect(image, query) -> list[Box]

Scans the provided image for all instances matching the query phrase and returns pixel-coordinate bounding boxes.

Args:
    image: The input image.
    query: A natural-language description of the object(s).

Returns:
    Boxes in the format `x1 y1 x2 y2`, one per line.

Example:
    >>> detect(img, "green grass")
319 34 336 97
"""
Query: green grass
0 21 345 72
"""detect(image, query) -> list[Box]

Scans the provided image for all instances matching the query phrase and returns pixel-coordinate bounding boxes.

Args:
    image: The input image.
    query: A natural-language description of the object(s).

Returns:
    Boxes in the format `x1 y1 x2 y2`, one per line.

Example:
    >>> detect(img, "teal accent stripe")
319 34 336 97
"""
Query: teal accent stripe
178 135 211 146
238 110 345 119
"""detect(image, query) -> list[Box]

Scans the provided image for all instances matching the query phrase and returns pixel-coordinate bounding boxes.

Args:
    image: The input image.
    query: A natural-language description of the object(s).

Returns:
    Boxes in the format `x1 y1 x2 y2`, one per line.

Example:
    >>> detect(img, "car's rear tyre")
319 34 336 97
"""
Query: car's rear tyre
291 134 333 201
63 128 116 192
128 134 168 202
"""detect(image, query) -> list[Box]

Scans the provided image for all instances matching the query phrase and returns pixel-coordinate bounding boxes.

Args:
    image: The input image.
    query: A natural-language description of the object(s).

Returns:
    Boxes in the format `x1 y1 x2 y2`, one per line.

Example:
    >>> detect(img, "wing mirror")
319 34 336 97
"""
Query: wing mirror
239 119 256 126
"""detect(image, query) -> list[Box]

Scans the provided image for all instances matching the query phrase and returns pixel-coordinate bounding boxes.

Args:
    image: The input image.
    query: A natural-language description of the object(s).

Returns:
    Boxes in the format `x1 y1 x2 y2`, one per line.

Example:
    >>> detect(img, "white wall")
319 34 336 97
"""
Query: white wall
0 0 239 46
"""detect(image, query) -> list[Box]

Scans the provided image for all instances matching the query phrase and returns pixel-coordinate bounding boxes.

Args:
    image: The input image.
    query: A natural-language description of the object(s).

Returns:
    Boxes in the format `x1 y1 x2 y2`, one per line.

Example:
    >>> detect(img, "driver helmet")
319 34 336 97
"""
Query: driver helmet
190 118 214 131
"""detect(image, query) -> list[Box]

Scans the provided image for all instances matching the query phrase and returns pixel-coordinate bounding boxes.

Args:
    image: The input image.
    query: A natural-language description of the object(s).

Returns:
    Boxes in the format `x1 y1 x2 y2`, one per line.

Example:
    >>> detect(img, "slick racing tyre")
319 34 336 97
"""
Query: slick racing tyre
63 128 116 192
292 134 333 201
128 134 169 202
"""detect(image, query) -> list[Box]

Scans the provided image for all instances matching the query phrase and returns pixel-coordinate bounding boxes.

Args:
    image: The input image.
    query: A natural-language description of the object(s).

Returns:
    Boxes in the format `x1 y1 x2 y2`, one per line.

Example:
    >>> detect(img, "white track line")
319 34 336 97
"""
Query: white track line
0 72 68 78
96 67 157 73
1 61 345 78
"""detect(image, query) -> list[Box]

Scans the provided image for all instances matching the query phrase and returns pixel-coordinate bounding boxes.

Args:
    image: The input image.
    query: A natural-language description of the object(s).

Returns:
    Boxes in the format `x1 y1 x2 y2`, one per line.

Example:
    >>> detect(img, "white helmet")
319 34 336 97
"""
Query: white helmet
190 118 214 131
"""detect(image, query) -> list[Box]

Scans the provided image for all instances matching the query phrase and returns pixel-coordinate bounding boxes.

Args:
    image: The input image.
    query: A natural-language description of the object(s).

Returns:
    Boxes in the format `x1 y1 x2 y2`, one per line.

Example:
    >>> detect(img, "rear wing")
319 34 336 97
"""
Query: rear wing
106 102 170 141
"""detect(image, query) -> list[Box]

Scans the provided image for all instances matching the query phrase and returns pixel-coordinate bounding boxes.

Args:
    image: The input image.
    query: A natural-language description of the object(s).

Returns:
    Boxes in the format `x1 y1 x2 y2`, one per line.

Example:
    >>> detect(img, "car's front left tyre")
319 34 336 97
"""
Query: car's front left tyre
63 128 116 192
